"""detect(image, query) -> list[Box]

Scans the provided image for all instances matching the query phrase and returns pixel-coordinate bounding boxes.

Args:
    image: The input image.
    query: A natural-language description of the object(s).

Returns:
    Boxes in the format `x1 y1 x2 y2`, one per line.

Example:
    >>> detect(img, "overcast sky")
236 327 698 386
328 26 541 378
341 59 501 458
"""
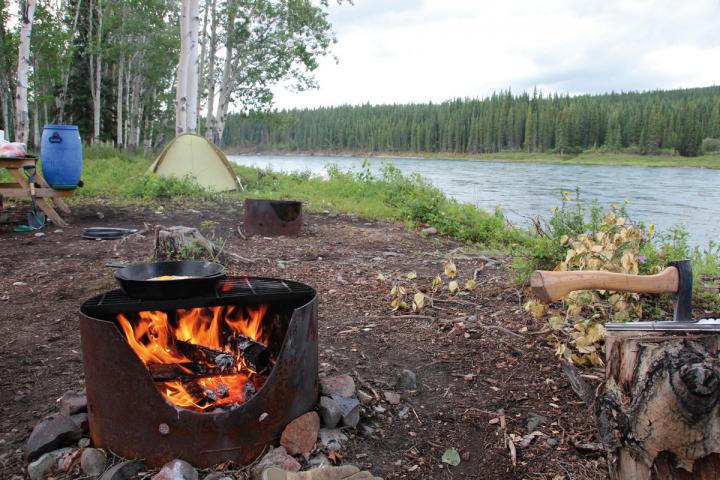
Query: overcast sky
272 0 720 109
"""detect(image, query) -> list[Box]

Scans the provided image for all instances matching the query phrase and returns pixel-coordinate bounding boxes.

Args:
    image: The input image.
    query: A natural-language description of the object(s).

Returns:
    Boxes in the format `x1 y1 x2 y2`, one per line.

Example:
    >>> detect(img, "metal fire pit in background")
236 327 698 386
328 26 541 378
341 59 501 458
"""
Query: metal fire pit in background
79 277 318 467
243 199 303 236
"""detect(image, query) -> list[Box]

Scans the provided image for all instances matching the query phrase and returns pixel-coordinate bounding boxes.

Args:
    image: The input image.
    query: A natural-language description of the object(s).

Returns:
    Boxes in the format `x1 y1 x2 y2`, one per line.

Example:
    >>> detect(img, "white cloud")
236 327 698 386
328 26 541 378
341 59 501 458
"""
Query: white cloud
272 0 720 109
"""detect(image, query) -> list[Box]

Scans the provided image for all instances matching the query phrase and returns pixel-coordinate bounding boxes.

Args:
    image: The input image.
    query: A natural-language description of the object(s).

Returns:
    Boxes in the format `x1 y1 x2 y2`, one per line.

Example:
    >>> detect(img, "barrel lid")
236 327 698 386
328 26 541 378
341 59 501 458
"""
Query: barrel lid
43 124 79 130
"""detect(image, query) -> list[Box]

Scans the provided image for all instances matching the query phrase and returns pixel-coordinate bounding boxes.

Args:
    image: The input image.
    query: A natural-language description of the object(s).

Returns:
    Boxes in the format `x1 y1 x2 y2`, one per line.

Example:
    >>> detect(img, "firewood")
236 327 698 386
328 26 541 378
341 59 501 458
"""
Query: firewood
233 334 271 373
175 340 235 371
147 362 223 381
597 330 720 479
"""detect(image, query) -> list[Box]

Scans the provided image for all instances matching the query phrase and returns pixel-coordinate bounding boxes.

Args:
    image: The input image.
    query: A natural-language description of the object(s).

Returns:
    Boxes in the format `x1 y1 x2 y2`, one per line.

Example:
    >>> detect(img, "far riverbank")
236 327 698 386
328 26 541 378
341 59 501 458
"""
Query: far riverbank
224 147 720 169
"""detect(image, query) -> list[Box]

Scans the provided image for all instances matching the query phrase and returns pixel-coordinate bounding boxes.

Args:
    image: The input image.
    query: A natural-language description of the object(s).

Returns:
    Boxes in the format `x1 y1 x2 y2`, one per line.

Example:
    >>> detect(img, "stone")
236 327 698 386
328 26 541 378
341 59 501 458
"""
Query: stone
25 415 83 462
319 375 356 398
526 415 549 433
152 459 198 480
421 227 437 235
318 396 342 428
81 448 107 477
318 428 348 451
71 413 89 432
332 395 360 428
383 391 401 405
397 369 417 390
356 390 373 405
280 411 320 456
99 459 145 480
398 407 410 420
203 473 233 480
78 437 91 448
27 448 73 480
308 453 330 468
59 392 87 416
252 447 301 480
546 437 559 447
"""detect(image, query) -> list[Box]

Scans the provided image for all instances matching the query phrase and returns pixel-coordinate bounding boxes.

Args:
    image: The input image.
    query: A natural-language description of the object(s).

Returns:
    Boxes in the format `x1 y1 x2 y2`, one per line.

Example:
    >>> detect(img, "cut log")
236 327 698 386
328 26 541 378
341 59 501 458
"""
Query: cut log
153 225 222 262
147 362 223 381
233 334 272 373
596 329 720 479
175 340 234 371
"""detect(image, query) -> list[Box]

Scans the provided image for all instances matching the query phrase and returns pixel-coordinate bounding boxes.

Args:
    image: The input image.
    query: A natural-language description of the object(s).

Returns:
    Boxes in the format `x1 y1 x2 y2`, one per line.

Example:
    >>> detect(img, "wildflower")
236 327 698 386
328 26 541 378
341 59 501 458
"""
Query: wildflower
648 223 655 235
658 250 666 259
638 255 647 264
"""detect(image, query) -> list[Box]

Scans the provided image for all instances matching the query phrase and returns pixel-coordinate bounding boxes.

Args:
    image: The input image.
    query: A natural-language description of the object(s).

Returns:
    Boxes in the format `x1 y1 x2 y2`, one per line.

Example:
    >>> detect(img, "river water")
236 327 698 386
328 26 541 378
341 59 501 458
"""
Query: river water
228 154 718 246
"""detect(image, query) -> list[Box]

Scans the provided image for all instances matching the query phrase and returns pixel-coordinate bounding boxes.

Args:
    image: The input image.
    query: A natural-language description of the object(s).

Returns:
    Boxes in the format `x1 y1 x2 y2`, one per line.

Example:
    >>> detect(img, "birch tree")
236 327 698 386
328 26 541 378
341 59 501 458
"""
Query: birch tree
15 0 36 145
0 1 18 139
176 0 200 134
202 0 335 145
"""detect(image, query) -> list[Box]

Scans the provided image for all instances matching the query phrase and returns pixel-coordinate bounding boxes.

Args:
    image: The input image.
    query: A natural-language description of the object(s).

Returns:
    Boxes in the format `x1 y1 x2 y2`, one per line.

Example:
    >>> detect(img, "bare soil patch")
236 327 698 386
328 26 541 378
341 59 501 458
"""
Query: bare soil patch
0 201 606 479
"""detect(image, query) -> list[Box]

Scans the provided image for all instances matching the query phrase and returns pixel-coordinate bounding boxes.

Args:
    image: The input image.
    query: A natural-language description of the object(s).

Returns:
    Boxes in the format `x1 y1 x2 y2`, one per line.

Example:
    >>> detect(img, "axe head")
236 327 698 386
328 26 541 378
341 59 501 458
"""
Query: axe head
669 260 693 322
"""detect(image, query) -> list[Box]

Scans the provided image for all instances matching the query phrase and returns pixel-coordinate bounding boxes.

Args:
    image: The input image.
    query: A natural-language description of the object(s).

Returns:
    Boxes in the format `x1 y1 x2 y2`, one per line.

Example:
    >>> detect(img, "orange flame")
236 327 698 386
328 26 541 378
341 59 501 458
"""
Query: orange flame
116 304 271 411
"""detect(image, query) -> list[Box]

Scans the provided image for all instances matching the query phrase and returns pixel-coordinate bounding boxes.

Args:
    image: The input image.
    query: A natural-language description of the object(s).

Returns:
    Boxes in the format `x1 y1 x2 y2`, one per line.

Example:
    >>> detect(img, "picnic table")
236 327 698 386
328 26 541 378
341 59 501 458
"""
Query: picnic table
0 156 74 227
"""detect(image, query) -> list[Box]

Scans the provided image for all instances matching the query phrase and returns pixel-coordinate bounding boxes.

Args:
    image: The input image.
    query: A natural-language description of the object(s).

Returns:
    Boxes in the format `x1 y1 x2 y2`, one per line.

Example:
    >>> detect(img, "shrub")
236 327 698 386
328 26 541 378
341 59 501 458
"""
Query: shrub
701 137 720 154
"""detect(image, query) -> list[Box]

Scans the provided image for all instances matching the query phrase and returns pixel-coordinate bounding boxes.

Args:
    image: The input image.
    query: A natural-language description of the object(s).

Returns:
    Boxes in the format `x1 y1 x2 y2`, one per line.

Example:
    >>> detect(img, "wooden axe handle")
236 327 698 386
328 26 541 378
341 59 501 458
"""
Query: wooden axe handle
530 267 679 303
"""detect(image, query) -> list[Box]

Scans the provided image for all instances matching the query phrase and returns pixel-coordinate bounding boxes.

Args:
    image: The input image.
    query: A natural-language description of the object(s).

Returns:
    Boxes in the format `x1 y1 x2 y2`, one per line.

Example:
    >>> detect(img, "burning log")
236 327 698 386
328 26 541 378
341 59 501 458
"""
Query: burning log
147 363 224 381
175 340 235 371
234 334 272 373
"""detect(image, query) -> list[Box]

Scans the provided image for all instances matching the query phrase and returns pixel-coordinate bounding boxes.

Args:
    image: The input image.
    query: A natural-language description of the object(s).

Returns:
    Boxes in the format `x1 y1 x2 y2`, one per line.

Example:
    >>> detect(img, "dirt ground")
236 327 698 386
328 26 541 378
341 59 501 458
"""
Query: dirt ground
0 200 606 479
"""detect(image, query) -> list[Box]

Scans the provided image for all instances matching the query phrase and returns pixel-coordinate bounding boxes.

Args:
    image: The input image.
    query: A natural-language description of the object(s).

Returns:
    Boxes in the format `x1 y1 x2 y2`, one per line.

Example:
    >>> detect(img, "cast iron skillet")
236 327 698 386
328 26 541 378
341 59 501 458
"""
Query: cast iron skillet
108 260 226 299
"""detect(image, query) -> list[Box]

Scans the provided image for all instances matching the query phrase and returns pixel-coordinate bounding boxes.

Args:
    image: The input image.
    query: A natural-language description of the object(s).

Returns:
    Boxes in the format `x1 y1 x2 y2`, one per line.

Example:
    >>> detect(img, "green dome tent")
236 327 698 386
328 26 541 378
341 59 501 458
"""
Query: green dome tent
149 133 241 192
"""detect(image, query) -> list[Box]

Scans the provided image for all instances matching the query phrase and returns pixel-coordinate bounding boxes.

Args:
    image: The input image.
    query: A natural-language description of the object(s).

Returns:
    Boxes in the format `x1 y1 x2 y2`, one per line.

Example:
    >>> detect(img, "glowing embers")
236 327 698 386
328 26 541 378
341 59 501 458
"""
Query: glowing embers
116 304 273 412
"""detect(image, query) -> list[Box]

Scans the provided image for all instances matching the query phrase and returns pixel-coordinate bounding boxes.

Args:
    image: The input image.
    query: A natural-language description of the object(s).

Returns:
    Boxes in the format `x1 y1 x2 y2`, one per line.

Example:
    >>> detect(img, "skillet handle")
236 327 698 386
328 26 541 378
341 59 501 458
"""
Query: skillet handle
105 262 129 268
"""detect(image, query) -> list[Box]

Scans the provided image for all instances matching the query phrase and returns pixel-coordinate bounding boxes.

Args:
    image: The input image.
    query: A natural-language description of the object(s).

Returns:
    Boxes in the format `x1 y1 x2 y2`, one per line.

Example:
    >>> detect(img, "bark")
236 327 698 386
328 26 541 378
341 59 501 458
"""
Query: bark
14 0 36 145
175 0 189 134
32 99 38 148
197 0 210 128
184 0 200 133
1 89 9 140
597 330 720 479
93 0 103 143
208 2 235 144
128 72 143 149
116 55 124 148
203 0 218 141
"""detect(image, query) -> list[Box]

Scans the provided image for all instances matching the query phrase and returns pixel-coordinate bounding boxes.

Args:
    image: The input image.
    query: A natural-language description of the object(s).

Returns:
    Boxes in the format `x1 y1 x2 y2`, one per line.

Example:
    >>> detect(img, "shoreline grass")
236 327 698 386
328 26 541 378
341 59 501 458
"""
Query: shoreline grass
225 147 720 169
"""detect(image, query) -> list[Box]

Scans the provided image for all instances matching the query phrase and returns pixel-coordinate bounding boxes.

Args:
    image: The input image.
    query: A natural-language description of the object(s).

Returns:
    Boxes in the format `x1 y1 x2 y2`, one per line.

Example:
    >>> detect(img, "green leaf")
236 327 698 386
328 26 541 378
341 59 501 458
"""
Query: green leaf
406 271 417 280
441 448 461 466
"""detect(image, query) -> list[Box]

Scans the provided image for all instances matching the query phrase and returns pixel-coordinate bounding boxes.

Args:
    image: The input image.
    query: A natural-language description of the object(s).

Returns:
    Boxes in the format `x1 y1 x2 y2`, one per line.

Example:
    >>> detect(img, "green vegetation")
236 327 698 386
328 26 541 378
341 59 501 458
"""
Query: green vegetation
224 86 720 158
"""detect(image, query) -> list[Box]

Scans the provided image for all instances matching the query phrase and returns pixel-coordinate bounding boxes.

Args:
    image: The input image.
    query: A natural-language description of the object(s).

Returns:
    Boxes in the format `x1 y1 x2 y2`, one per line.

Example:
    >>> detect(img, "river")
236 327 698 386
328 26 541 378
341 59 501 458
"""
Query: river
227 154 718 246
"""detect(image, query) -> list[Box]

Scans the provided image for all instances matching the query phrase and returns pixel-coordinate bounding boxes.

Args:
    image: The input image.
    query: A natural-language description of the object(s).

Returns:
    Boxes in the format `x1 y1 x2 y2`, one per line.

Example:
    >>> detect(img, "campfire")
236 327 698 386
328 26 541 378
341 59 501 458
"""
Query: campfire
116 304 273 411
79 276 319 467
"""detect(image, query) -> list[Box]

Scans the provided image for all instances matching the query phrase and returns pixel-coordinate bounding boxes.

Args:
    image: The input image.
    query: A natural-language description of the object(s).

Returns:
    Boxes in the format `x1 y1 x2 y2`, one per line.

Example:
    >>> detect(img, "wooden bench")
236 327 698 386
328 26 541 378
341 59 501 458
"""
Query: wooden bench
0 156 74 227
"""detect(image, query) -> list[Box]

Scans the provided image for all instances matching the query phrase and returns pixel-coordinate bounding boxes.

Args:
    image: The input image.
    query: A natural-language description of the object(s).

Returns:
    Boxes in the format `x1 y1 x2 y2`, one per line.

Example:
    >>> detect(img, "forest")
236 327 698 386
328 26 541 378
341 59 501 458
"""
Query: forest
223 86 720 157
0 0 335 150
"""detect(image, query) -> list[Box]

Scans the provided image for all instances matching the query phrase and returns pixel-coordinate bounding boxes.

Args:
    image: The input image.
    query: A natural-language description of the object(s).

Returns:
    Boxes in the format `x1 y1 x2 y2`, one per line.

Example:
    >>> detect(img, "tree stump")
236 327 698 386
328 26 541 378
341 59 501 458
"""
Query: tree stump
597 330 720 479
154 225 220 261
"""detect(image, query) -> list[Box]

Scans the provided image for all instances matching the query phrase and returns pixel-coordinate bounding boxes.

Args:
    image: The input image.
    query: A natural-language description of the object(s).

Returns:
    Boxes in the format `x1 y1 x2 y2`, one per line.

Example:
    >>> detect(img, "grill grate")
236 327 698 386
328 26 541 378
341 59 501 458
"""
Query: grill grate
82 276 316 316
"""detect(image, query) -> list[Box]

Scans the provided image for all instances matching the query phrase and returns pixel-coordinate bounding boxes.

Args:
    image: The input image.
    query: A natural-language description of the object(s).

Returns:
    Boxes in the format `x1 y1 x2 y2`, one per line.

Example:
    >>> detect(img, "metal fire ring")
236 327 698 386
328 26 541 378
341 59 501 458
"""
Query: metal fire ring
79 280 318 467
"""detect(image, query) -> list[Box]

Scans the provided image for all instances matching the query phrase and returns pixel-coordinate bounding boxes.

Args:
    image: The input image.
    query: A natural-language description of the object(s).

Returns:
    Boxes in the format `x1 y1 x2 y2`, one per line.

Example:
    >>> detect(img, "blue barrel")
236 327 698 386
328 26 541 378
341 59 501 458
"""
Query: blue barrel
41 124 82 189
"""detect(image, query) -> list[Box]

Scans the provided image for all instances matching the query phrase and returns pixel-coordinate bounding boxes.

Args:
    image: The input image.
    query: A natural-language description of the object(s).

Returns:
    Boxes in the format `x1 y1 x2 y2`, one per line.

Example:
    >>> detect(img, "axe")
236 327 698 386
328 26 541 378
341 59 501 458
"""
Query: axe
531 260 720 331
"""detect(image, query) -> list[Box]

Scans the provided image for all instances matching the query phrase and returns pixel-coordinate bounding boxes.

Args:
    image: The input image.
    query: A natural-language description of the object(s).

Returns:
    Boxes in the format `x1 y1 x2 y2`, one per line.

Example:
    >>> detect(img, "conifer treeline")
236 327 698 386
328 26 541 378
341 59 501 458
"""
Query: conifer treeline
223 86 720 157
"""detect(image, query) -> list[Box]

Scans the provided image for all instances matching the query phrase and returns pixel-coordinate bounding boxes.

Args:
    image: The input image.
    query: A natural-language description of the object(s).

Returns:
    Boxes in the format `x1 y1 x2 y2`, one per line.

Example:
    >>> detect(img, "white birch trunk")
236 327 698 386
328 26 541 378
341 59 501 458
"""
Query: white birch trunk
14 0 36 145
2 89 10 139
32 100 39 147
128 73 142 149
197 0 209 128
92 0 103 143
184 0 200 133
116 55 124 148
213 52 237 146
175 0 189 134
204 0 218 141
